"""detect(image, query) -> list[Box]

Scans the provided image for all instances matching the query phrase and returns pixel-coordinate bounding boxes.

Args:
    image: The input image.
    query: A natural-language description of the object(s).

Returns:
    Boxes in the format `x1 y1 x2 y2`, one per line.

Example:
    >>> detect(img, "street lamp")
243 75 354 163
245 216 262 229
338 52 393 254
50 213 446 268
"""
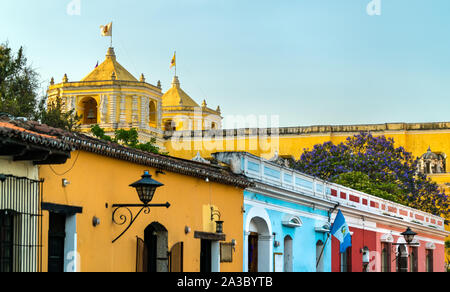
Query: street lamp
393 227 419 272
112 171 170 243
401 227 417 245
211 207 224 234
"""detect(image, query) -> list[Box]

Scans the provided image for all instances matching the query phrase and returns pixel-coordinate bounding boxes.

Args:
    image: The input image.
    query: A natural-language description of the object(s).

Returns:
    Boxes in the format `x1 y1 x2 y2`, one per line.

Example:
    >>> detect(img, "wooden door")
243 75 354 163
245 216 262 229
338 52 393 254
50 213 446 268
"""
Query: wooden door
136 237 148 272
248 233 258 273
169 242 184 272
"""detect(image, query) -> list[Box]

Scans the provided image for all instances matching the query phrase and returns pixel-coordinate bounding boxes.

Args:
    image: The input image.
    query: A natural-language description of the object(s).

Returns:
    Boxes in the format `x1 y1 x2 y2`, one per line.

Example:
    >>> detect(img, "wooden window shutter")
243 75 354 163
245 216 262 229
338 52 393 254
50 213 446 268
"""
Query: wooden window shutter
136 237 148 272
169 242 184 272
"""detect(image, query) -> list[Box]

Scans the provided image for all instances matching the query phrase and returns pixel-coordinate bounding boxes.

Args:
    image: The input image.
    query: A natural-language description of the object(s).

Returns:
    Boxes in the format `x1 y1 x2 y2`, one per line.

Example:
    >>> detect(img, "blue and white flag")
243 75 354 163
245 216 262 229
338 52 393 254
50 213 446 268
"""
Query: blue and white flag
330 210 352 253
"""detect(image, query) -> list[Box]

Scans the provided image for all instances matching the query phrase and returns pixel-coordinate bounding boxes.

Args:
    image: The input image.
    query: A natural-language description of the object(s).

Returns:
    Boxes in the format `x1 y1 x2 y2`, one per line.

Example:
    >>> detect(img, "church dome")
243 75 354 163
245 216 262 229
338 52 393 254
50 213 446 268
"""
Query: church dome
422 147 439 160
82 47 138 82
162 76 200 107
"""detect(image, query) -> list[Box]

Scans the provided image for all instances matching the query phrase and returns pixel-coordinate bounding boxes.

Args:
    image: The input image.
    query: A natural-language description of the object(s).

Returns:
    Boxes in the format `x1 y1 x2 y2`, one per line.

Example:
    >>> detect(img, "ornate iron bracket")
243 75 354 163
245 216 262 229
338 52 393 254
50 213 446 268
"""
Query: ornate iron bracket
211 206 221 222
112 202 170 243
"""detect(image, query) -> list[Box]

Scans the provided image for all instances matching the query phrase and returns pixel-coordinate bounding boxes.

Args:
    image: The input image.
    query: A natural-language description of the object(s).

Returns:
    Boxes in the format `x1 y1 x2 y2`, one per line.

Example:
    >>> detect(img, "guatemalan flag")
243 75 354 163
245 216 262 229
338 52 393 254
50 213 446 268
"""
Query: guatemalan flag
330 210 352 253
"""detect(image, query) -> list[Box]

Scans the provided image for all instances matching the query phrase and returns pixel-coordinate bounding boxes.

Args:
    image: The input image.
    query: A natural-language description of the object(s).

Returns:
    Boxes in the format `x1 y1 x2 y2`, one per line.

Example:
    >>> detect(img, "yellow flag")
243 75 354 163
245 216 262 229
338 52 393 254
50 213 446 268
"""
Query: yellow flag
100 22 112 37
170 52 176 69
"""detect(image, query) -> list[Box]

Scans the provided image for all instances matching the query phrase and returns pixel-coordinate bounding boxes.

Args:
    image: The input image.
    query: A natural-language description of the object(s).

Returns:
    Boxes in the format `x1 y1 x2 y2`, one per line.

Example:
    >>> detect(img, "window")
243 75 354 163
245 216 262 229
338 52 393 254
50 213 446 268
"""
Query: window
426 250 434 272
80 97 98 125
149 101 157 126
316 240 324 272
381 243 391 272
0 211 14 272
340 248 352 272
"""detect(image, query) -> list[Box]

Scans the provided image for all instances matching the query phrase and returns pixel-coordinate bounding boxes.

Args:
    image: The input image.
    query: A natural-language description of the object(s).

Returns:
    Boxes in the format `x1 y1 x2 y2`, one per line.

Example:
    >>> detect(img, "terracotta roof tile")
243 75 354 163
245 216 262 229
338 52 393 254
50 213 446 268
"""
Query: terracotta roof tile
0 116 251 188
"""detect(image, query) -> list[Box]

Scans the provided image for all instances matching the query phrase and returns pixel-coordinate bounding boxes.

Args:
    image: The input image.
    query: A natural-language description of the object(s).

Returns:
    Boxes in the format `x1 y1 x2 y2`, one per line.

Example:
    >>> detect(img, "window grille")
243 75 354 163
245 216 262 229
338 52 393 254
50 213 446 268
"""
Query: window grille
0 175 43 272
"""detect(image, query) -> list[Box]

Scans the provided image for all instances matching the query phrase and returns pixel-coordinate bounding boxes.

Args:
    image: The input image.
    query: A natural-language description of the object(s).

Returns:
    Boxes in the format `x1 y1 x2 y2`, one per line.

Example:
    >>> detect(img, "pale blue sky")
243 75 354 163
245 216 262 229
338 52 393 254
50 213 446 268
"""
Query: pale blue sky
1 0 450 127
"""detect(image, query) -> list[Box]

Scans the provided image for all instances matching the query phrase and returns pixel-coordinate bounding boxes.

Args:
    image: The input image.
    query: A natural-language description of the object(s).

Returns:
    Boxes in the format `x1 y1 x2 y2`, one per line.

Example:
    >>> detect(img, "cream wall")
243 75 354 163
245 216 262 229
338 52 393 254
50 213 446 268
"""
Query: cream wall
0 157 38 180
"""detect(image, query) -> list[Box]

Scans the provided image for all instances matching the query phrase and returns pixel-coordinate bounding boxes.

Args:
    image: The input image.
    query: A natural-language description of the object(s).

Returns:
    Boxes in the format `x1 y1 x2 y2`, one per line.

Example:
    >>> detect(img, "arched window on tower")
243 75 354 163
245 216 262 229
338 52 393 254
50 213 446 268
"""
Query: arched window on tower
80 97 98 125
149 101 157 127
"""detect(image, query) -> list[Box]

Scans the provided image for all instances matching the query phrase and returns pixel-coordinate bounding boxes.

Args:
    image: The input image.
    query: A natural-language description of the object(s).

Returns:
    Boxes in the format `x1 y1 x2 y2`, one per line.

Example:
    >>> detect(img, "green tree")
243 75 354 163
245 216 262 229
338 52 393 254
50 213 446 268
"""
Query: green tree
293 132 449 217
0 42 40 119
37 96 80 131
90 125 166 155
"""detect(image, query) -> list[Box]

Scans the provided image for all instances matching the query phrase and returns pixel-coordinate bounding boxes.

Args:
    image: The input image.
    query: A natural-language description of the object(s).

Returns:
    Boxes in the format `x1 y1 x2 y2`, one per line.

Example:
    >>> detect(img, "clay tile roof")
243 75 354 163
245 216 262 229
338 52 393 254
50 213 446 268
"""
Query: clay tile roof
0 116 252 189
0 116 74 152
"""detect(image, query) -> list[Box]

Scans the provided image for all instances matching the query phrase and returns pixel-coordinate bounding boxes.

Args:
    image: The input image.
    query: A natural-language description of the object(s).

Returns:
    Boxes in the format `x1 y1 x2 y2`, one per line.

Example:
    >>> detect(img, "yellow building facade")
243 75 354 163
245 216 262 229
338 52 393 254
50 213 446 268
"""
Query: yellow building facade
37 136 250 272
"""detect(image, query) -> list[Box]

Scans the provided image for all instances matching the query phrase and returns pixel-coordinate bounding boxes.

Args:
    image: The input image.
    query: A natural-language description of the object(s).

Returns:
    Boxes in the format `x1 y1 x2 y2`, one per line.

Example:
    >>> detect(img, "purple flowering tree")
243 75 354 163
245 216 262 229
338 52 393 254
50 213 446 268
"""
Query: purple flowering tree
293 132 449 218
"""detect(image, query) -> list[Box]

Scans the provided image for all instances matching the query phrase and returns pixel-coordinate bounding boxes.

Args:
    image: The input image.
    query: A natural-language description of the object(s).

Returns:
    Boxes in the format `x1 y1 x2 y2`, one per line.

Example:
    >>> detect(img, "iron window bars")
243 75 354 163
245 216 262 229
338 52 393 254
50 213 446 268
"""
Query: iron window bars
0 174 43 272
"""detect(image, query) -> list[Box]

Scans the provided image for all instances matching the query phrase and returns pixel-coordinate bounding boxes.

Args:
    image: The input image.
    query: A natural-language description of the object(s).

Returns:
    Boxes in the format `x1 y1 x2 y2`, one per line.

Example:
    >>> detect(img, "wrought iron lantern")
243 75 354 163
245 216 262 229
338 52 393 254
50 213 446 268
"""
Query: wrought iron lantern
130 171 164 205
215 221 224 234
401 227 417 244
211 207 224 234
112 171 170 243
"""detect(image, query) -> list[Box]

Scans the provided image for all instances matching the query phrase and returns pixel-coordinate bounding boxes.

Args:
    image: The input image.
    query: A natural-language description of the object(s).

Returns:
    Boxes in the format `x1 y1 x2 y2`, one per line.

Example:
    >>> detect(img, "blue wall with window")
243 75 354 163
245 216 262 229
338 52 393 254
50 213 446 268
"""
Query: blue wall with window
243 190 332 272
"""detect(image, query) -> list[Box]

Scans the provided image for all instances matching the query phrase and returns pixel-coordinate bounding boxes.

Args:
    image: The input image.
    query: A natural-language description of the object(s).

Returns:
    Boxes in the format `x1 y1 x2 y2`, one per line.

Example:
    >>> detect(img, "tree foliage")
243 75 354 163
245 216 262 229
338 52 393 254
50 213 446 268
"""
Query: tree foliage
293 132 449 217
0 42 40 119
0 42 79 130
91 125 167 155
37 96 80 131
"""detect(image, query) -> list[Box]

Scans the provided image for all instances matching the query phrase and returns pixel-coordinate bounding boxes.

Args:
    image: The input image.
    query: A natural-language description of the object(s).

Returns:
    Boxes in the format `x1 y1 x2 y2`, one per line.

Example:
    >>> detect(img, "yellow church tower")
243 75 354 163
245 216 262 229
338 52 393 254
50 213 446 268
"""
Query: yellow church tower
47 47 165 145
47 47 223 147
161 76 222 132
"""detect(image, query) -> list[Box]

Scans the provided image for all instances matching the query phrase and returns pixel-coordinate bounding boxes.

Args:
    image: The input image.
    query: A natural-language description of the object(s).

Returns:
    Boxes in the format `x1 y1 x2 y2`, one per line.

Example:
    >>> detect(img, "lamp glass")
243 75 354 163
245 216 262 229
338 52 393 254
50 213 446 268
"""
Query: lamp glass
401 227 417 244
136 186 156 205
130 171 164 205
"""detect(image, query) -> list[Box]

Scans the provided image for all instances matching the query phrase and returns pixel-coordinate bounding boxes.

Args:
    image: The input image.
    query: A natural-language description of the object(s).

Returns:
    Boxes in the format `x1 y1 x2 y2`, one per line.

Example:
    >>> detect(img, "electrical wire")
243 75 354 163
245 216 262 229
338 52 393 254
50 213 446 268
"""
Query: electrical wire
48 150 81 176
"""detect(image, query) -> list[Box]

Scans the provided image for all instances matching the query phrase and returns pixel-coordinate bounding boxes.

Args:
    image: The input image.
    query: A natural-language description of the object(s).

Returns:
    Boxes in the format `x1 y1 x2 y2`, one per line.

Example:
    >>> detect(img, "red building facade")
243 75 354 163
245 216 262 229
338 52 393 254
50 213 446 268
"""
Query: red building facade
327 184 447 272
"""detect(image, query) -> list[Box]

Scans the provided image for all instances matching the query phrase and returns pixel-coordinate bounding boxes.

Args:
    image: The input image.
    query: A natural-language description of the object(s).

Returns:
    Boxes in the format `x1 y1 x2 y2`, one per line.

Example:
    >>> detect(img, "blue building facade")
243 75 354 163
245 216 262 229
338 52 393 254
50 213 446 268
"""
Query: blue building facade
213 152 338 272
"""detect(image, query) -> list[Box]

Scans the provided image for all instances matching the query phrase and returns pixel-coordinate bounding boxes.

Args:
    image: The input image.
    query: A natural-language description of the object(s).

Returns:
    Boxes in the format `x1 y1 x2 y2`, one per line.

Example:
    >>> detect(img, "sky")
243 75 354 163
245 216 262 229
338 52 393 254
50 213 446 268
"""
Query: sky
1 0 450 128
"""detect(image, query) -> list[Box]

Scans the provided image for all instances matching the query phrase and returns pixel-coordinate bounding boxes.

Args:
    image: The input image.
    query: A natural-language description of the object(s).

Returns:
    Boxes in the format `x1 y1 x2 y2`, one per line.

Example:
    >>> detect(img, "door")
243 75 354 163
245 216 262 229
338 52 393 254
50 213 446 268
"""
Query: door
248 233 258 273
48 213 66 273
144 223 169 272
200 240 212 272
169 242 184 272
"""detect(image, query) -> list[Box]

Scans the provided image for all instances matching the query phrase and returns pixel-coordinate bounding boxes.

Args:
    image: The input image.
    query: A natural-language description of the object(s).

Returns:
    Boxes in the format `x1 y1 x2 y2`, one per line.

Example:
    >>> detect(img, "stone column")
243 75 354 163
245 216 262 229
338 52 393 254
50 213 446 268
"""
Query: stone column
100 95 109 125
109 94 117 126
64 96 73 113
119 95 126 126
158 100 163 129
140 96 149 129
132 95 139 128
